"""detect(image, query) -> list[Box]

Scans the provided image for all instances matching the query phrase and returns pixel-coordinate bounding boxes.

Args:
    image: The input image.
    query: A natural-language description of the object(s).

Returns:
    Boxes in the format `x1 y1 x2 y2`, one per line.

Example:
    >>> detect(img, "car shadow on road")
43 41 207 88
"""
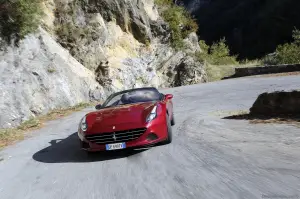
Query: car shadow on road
32 133 146 163
223 113 300 125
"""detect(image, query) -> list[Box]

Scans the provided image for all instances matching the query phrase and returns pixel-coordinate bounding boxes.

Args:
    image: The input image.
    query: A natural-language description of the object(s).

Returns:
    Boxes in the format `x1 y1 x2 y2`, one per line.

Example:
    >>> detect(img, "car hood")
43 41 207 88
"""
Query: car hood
85 102 157 133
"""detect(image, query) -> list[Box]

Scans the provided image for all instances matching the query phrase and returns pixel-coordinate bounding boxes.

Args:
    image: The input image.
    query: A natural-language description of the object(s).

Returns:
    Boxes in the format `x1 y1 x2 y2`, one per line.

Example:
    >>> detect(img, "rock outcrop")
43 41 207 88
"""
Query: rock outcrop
250 91 300 116
49 0 206 90
0 29 104 128
0 0 207 128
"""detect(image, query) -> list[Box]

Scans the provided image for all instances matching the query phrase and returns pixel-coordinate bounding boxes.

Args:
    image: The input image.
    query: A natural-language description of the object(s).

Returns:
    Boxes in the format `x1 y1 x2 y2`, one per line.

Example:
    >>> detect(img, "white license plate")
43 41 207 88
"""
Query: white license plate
105 143 126 151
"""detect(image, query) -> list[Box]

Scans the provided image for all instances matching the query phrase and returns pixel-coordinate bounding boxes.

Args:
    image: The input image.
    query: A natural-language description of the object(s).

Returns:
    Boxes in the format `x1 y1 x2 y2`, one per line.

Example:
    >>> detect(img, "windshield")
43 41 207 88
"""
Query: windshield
102 88 162 108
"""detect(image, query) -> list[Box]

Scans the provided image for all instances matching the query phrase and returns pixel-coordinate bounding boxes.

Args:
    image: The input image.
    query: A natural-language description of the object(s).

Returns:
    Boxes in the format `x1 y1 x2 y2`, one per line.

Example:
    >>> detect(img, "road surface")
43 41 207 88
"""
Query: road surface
0 75 300 199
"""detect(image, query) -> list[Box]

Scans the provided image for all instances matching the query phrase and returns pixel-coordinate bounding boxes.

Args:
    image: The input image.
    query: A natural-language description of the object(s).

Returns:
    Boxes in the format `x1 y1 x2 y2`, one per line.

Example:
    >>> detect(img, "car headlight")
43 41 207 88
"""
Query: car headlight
80 116 88 132
146 105 157 123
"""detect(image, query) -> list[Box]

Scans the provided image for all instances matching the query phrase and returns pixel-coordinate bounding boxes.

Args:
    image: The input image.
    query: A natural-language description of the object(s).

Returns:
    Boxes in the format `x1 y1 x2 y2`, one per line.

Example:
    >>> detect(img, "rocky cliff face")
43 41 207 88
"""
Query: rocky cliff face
0 0 207 128
49 0 207 89
0 28 104 128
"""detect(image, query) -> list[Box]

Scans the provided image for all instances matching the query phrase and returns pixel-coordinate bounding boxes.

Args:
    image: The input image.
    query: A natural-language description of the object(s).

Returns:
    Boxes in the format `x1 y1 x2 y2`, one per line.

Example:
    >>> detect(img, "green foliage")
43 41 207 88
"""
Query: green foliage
0 0 44 44
47 68 56 73
156 0 198 50
196 38 238 65
274 44 300 64
154 0 172 6
199 40 209 53
55 21 99 53
292 29 300 44
263 29 300 65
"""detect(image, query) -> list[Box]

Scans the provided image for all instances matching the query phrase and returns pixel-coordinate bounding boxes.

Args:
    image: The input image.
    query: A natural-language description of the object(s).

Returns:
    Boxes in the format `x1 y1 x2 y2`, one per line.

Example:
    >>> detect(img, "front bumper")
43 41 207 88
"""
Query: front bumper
78 120 168 152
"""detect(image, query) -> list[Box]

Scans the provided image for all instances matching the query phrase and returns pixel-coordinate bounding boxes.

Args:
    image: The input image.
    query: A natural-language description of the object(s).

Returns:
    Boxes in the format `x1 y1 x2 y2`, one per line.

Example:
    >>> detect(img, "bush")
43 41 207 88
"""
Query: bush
156 0 198 50
199 40 209 53
263 29 300 65
0 0 44 44
155 0 172 6
196 38 238 65
275 43 300 64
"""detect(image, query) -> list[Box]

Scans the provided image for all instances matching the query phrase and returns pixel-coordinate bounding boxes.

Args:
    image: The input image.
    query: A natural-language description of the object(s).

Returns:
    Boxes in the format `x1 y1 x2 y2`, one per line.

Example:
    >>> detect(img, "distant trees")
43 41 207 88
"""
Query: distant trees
191 0 300 59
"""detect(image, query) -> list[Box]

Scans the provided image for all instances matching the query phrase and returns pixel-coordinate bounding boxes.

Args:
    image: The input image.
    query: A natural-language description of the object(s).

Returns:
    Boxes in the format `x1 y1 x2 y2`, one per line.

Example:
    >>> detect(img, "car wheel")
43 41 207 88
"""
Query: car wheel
163 113 173 144
171 112 175 126
85 150 96 156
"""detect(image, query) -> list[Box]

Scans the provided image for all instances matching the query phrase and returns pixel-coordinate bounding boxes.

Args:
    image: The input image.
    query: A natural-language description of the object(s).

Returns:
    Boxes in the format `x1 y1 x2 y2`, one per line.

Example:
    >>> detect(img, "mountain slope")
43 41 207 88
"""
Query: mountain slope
0 0 207 128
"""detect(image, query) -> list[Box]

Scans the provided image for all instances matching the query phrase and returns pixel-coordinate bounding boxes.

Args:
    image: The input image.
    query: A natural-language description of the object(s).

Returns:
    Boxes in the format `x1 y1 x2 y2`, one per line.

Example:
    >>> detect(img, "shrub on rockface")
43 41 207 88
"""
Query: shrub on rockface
155 0 198 50
155 0 172 6
0 0 43 44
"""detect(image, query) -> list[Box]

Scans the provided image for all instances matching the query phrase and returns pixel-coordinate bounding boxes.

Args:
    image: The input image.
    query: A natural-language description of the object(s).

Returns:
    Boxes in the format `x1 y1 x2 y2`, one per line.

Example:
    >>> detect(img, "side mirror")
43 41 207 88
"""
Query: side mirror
95 104 102 110
165 94 173 100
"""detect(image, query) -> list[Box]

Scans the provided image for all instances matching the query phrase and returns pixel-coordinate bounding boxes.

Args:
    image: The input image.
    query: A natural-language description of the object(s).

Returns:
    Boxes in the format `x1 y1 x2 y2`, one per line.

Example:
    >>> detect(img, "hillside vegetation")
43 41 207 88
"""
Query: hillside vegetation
263 29 300 65
156 0 237 64
190 0 300 60
155 0 198 49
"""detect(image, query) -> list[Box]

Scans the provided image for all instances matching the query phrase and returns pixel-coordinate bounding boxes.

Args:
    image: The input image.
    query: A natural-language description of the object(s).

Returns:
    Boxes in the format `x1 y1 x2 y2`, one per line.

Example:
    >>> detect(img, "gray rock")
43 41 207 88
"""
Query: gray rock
51 0 207 88
0 28 104 128
250 91 300 115
156 50 207 87
183 32 202 53
87 0 156 43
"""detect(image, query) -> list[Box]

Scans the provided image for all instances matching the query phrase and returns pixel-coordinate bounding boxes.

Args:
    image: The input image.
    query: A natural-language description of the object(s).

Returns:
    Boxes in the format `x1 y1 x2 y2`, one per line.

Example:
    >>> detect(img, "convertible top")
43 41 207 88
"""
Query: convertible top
115 87 159 95
102 87 162 107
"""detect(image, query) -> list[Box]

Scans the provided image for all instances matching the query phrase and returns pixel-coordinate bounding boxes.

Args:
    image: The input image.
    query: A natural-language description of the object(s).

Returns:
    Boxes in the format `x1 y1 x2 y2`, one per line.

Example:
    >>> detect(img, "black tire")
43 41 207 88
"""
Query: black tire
171 112 175 126
85 150 97 156
162 113 172 144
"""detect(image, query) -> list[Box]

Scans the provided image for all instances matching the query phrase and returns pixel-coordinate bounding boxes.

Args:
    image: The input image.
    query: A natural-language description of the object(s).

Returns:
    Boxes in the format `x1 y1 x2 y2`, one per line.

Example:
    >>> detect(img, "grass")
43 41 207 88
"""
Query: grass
205 60 262 82
0 102 100 149
205 64 236 82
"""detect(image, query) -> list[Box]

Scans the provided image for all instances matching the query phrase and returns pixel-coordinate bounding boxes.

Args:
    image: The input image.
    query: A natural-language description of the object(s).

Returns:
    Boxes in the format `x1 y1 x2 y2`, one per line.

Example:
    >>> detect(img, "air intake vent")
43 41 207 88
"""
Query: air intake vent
85 128 147 144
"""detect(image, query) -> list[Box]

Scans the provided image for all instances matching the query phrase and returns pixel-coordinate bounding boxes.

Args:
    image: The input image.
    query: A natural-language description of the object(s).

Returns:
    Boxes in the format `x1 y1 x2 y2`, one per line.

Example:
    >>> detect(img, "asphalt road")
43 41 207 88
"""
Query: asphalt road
1 75 300 199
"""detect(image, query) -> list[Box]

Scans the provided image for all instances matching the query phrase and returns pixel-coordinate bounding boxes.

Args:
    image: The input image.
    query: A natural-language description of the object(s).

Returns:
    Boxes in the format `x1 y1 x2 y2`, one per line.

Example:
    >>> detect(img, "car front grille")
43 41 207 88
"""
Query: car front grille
85 128 147 144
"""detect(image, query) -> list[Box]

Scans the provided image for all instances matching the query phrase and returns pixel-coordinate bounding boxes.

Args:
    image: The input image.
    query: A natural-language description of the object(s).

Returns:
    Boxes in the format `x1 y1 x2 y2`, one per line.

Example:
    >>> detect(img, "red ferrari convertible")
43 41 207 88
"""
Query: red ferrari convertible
78 87 175 152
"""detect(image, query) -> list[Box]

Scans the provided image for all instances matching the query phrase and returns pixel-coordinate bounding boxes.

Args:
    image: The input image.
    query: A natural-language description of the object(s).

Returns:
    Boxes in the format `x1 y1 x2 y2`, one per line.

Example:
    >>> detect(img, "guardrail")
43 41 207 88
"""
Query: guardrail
223 64 300 79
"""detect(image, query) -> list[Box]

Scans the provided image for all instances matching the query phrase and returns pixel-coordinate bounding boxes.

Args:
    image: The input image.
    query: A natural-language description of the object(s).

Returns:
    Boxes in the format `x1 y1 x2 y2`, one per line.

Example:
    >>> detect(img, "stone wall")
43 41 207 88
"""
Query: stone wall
225 64 300 79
